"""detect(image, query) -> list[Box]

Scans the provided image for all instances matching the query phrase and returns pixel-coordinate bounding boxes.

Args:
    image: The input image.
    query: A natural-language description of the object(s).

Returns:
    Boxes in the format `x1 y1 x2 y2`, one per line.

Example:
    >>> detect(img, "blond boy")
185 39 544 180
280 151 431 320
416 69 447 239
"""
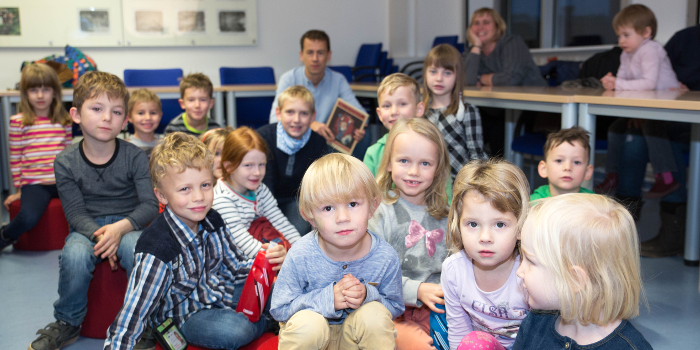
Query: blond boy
271 153 404 349
127 88 163 157
165 73 220 136
532 127 594 200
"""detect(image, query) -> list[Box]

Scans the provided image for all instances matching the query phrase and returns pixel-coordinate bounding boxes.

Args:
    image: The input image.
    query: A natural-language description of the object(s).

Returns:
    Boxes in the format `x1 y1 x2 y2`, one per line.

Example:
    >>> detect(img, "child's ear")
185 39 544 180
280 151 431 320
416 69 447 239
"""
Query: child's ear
222 161 233 174
121 116 129 130
415 101 426 117
153 187 169 206
207 98 215 110
569 265 588 293
310 111 316 123
275 107 282 120
584 163 594 181
178 98 186 110
537 160 548 179
643 26 652 39
69 107 81 124
368 196 381 218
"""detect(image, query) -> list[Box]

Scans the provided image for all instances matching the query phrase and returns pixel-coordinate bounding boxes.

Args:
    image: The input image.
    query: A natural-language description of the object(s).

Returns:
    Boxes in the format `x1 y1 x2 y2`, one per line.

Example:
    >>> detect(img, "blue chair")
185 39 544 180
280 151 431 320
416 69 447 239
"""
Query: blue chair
352 43 383 82
329 65 353 83
433 35 459 48
219 67 275 129
123 68 184 134
400 35 460 80
457 43 465 53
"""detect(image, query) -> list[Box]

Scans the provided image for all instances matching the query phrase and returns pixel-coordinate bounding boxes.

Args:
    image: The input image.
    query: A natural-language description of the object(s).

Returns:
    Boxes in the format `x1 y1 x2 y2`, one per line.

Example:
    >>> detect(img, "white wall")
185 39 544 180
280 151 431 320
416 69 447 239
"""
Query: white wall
631 0 688 44
416 0 465 56
0 0 388 90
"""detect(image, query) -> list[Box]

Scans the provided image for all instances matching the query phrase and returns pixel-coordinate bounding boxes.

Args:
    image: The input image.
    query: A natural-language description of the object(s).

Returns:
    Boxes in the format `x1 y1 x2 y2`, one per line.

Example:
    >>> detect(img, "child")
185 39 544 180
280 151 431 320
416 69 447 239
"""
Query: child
0 64 72 251
531 127 594 200
105 133 286 350
598 4 683 199
442 159 530 350
423 44 488 181
29 72 158 350
368 118 451 349
164 72 221 136
363 73 425 176
201 126 234 181
270 153 404 349
514 194 651 350
258 85 331 236
126 88 163 157
212 126 300 258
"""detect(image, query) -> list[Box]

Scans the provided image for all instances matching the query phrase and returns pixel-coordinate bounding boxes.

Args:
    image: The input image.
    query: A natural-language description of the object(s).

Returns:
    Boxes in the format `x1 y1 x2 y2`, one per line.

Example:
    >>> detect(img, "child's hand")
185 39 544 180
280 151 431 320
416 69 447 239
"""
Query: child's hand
417 283 445 313
310 121 335 143
333 275 360 310
342 276 366 309
353 128 366 142
93 219 133 269
3 190 21 210
600 73 616 91
260 243 287 271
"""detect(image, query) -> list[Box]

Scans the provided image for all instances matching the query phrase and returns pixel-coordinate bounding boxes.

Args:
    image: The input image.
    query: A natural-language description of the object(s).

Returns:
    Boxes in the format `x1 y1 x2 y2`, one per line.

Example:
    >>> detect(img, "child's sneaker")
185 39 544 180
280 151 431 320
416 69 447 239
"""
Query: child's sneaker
0 226 14 251
29 321 80 350
644 175 680 199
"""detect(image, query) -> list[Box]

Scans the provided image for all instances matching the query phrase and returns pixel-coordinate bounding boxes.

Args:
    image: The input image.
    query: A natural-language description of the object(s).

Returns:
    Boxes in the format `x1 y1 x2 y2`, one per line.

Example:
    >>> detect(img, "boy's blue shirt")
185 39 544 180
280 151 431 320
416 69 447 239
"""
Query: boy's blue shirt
270 230 405 324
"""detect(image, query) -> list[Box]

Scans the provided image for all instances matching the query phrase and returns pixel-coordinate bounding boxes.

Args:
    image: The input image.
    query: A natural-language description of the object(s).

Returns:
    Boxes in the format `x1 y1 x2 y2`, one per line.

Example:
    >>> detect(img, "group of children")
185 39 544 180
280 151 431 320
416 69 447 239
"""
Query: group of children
1 4 671 350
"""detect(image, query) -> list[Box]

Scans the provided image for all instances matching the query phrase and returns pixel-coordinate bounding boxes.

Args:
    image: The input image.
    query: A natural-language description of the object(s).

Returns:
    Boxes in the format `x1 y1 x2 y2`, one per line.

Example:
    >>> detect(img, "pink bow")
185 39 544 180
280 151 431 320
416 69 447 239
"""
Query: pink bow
405 220 444 257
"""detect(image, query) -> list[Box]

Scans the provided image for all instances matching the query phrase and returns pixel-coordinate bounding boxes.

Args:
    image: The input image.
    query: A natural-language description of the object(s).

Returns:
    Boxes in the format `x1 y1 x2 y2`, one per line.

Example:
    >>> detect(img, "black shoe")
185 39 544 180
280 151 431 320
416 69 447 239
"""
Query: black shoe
0 226 14 251
29 320 80 350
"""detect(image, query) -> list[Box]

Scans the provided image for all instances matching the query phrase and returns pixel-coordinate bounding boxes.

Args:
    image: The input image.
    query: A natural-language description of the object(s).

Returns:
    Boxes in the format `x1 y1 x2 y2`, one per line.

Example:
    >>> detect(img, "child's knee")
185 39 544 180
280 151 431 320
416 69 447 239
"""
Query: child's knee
61 234 96 269
352 301 394 330
457 331 505 350
279 310 329 349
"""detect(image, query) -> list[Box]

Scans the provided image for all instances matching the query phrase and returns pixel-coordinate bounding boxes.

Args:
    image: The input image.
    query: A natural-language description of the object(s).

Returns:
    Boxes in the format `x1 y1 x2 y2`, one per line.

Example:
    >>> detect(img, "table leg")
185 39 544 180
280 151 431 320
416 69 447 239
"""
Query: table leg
577 103 595 190
214 91 224 126
226 91 237 128
685 123 700 265
561 103 577 128
504 109 516 163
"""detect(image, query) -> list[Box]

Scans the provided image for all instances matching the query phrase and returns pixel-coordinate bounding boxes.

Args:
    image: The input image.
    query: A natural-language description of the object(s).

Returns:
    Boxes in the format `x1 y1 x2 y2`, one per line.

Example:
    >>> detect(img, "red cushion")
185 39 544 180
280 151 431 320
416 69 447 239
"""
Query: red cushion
80 261 129 338
10 198 69 251
154 333 278 350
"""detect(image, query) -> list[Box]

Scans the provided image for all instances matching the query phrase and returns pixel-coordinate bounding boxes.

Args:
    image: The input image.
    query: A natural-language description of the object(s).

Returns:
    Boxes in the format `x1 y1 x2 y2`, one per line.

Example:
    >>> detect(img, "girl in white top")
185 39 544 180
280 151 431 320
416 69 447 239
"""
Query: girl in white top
212 126 300 258
441 159 530 350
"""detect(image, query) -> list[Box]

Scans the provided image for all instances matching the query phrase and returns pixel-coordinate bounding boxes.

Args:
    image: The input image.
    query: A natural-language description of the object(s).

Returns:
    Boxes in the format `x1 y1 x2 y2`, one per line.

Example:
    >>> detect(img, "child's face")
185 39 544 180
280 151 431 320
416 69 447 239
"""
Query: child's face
70 93 128 144
516 219 560 310
128 101 162 136
154 166 214 232
376 86 425 130
460 190 518 272
386 130 438 206
276 98 315 140
310 194 376 254
425 65 456 98
27 85 53 116
538 141 593 196
179 88 214 123
225 149 266 194
616 25 651 53
209 143 223 180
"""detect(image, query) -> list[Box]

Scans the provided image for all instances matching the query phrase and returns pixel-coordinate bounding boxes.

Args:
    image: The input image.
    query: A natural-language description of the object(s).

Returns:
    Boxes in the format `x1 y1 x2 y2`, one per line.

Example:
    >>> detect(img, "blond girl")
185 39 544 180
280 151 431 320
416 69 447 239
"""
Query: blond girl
201 126 234 181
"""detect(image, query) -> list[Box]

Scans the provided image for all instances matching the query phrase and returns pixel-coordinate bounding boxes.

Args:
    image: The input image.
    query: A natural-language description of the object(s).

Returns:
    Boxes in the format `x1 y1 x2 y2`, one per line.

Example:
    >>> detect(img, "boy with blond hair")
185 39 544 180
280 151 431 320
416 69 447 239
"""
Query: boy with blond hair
531 127 594 200
165 73 221 136
29 72 158 350
258 85 331 235
105 132 284 350
363 73 425 176
127 88 163 157
271 153 404 349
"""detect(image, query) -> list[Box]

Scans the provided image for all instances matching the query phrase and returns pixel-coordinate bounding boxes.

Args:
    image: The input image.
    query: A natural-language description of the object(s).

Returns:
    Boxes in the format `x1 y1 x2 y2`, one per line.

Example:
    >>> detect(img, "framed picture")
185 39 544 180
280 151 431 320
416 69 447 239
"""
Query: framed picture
0 8 20 35
326 98 368 154
79 9 110 33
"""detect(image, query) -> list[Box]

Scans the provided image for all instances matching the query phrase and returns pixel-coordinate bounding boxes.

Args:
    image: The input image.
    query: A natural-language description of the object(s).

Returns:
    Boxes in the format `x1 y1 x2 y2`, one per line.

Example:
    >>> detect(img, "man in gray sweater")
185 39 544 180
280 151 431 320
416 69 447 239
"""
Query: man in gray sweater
29 72 158 350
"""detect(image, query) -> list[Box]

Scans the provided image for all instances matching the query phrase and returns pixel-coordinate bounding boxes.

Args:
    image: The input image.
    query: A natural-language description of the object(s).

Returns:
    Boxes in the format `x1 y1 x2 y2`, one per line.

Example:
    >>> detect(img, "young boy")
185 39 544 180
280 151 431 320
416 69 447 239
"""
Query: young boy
270 153 404 349
258 85 331 236
531 127 594 200
363 73 425 176
127 88 163 157
165 73 220 136
29 72 158 350
105 132 287 350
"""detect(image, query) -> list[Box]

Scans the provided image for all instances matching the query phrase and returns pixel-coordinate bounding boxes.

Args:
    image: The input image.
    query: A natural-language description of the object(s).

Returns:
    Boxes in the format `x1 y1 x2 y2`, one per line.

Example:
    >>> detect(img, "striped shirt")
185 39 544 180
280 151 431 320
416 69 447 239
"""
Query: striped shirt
104 207 253 350
9 114 71 187
164 113 221 136
212 180 301 258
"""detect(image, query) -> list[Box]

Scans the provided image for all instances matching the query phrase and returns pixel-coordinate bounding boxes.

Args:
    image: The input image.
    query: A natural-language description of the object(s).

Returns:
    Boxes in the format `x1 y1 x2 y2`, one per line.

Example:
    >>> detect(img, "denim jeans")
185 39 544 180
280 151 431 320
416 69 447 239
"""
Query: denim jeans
180 308 266 350
53 216 141 326
277 197 312 236
3 184 59 240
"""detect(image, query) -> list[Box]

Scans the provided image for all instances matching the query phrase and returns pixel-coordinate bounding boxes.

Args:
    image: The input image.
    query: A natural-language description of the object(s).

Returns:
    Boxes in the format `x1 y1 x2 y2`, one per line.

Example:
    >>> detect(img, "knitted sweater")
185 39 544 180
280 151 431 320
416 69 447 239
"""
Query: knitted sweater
164 113 221 136
464 35 546 86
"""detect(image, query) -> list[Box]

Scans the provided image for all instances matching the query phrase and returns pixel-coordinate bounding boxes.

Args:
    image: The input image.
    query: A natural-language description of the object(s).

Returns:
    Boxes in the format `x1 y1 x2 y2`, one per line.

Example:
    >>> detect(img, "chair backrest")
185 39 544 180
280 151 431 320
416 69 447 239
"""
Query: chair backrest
433 36 459 48
354 43 382 82
219 67 275 85
219 67 276 129
329 66 353 83
457 42 465 53
123 68 184 134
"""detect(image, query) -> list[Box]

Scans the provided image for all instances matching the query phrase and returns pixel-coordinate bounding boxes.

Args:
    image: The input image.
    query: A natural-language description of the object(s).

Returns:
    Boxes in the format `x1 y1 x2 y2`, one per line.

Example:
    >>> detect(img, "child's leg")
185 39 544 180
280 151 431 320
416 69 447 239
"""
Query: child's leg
53 231 100 326
340 301 397 350
395 306 434 350
643 121 678 174
279 310 331 350
456 331 505 350
180 308 266 350
2 184 58 240
604 118 628 175
116 229 141 277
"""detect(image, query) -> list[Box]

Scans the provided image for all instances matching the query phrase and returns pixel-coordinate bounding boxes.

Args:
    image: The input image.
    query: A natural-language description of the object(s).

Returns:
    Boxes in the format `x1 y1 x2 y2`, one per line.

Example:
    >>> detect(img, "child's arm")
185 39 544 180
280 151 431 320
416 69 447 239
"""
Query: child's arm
64 124 72 147
461 103 489 160
213 195 264 258
361 250 405 319
8 116 24 190
123 150 159 231
256 185 301 245
615 50 662 90
54 156 102 239
104 253 170 350
442 259 474 349
219 226 255 287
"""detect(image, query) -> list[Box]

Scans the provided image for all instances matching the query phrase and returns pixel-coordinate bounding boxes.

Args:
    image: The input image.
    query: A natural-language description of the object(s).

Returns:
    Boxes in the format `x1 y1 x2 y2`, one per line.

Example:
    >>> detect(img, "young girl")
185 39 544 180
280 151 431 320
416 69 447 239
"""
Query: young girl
1 63 72 251
442 159 530 350
514 194 651 350
368 117 451 349
423 44 488 181
212 126 300 258
201 126 234 182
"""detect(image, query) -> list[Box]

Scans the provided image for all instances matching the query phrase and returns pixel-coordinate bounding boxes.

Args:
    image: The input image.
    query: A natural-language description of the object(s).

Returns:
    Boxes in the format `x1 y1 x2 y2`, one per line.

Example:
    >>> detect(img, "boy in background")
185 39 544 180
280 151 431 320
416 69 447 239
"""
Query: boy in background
127 88 163 157
29 72 158 350
531 127 594 200
165 73 220 136
258 85 330 235
271 153 404 349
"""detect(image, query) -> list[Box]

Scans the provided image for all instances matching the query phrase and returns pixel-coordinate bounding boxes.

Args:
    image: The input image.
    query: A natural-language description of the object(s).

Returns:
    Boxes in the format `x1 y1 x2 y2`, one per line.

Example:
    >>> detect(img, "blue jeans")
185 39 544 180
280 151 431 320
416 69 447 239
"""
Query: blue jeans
180 308 266 350
53 216 141 326
3 184 59 240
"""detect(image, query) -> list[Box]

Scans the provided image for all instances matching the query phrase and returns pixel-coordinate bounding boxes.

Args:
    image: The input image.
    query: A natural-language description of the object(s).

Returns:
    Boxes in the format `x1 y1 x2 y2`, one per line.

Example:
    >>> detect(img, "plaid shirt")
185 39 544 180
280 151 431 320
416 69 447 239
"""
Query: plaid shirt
104 207 252 350
425 100 488 180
